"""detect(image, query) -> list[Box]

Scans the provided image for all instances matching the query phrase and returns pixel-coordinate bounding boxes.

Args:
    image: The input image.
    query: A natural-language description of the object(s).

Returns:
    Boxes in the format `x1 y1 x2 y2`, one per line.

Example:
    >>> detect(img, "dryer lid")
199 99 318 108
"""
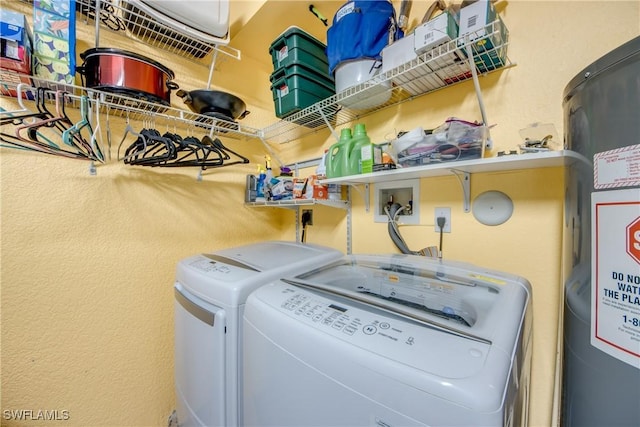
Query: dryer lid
176 241 343 307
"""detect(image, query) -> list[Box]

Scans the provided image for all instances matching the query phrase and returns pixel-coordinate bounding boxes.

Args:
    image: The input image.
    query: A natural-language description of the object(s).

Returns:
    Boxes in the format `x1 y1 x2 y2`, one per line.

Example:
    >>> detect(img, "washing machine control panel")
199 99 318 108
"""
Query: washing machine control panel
262 282 490 377
282 291 377 337
280 289 423 342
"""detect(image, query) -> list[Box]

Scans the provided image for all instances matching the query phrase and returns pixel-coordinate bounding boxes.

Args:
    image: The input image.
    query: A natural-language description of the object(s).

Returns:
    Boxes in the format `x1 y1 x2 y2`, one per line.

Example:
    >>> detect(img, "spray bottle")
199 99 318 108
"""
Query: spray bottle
264 155 274 200
255 165 266 201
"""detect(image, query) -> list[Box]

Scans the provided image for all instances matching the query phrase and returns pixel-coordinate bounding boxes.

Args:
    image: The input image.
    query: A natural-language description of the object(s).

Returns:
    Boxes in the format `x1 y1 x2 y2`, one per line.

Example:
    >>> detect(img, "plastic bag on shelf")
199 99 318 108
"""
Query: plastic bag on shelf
394 118 486 167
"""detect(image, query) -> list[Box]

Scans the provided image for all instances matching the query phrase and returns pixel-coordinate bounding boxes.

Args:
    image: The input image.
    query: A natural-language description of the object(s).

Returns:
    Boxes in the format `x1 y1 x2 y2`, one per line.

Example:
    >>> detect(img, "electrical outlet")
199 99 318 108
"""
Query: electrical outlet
434 207 451 233
302 209 313 226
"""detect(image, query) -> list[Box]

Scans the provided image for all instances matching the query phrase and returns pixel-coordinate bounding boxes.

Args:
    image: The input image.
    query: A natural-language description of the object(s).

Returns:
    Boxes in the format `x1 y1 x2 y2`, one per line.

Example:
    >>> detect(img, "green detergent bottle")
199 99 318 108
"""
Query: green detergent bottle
347 123 371 175
325 128 353 178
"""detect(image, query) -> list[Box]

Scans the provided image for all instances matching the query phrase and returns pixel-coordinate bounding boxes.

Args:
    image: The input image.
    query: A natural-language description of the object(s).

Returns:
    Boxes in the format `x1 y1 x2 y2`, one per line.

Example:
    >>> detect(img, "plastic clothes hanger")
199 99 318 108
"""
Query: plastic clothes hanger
88 96 105 162
124 129 176 166
0 83 32 117
55 91 97 159
16 90 69 141
62 95 95 158
201 135 250 166
0 131 80 157
117 116 148 161
162 134 224 168
1 90 80 158
0 84 48 126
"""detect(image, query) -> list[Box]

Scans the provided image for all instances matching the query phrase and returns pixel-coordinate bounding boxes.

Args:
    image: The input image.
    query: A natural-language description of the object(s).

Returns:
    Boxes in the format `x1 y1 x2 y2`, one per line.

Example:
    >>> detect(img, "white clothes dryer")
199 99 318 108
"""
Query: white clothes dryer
173 241 342 427
243 254 533 427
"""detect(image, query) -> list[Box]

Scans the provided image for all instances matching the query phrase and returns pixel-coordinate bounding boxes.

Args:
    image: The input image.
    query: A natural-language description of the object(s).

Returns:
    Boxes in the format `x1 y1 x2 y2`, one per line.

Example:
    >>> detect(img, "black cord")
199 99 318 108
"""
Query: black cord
437 216 446 258
301 211 311 243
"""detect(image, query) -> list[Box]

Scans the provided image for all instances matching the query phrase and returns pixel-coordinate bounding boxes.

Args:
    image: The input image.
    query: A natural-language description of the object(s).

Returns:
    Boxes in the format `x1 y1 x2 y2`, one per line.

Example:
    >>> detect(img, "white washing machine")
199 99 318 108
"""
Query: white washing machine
173 240 343 427
243 254 533 427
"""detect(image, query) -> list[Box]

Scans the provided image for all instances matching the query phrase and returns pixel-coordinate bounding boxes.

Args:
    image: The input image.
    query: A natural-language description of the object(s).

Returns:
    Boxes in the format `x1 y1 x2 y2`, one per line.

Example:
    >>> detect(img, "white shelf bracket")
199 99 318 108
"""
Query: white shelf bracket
450 170 472 213
341 183 369 212
315 104 339 141
350 184 369 212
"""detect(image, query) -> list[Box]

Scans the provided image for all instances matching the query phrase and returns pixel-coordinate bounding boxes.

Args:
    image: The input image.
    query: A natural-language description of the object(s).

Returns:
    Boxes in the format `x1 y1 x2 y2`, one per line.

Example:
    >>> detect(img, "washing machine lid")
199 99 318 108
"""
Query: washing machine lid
175 241 343 307
288 254 531 348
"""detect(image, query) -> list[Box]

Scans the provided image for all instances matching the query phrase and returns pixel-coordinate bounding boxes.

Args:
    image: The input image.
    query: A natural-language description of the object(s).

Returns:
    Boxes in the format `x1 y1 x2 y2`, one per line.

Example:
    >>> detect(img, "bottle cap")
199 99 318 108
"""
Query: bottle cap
340 128 352 139
354 123 367 135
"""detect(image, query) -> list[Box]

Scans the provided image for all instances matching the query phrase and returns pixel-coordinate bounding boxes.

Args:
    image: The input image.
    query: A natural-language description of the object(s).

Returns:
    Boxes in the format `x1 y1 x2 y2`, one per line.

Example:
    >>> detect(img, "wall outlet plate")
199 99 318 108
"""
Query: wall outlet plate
434 207 451 232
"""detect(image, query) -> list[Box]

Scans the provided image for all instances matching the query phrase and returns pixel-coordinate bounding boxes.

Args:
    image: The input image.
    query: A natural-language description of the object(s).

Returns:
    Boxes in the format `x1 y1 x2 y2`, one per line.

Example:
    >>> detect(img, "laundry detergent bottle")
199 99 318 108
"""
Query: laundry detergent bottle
347 123 371 175
325 127 353 178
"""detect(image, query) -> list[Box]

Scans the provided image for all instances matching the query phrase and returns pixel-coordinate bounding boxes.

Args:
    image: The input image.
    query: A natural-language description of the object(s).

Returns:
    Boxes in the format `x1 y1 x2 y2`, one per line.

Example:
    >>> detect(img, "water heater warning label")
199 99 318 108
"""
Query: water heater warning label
592 188 640 369
594 144 640 189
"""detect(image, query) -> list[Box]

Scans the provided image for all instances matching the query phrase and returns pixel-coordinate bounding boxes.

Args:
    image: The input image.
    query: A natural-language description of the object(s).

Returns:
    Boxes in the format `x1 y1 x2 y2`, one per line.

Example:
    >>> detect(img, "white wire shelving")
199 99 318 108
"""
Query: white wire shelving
263 19 514 144
75 0 240 64
0 77 263 140
2 4 515 166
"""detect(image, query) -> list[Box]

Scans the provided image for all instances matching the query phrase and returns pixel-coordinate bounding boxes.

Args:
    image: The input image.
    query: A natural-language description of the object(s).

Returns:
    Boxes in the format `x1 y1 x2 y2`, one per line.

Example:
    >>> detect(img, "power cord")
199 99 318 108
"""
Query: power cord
437 216 446 258
301 210 312 243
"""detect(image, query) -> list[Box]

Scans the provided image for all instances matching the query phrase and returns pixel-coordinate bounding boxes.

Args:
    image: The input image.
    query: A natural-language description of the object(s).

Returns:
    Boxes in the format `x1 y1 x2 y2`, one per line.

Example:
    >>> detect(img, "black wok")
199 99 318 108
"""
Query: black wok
176 89 250 120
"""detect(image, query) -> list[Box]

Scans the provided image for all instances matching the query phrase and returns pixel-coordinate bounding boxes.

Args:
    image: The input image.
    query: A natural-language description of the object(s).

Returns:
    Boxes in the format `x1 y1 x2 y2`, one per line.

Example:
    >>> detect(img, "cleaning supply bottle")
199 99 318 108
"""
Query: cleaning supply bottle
325 127 353 178
264 155 273 183
348 123 371 175
316 149 328 179
264 155 273 200
255 165 266 201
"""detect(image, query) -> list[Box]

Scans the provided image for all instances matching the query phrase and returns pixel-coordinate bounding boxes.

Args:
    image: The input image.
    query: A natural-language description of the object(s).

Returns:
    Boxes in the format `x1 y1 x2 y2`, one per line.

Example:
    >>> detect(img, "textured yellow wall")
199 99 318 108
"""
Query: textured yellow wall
1 1 639 427
0 1 288 426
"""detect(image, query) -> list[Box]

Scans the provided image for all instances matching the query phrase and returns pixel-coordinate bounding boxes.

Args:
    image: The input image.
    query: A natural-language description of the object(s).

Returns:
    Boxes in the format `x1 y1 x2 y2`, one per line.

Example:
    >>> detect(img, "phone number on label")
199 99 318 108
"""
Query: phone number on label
622 315 640 327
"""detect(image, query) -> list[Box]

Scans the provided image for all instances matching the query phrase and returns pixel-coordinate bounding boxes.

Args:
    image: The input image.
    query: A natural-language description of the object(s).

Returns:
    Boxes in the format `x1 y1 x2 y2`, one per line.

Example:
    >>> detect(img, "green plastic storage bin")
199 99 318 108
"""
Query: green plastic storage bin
269 26 331 80
270 64 335 120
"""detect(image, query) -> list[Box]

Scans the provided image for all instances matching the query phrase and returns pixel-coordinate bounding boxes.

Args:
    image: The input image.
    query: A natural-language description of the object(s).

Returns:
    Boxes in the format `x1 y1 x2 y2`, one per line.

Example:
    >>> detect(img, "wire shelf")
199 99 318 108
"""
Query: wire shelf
263 19 513 144
0 77 262 140
75 0 240 62
246 198 349 210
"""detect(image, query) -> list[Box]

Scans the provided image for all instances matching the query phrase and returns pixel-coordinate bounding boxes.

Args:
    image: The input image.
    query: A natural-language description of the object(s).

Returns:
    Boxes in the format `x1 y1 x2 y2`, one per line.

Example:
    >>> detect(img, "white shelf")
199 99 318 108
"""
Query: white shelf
320 150 580 186
246 198 349 210
319 150 583 213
